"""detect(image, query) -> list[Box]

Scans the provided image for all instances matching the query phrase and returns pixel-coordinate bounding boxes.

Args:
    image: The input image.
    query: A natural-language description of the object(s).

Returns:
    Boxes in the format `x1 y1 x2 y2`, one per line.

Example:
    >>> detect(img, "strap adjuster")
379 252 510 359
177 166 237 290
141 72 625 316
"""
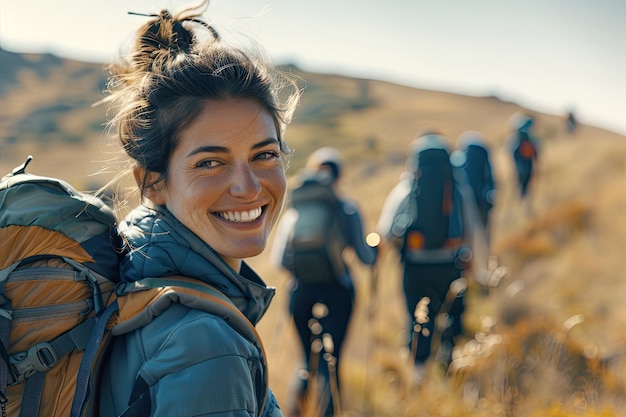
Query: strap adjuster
8 342 58 385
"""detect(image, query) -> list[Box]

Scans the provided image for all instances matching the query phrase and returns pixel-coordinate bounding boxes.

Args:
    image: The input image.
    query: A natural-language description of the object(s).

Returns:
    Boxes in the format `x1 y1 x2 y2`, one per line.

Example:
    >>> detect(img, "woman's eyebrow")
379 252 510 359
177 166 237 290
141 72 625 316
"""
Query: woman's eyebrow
186 145 228 157
251 138 280 150
186 138 279 158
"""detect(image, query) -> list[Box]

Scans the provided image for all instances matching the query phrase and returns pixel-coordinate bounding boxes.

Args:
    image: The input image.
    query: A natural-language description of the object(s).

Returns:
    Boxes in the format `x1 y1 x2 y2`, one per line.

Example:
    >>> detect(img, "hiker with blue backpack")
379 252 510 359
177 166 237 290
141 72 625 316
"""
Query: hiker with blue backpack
452 132 506 291
271 147 378 417
377 131 471 386
91 2 299 416
455 131 497 247
506 112 540 207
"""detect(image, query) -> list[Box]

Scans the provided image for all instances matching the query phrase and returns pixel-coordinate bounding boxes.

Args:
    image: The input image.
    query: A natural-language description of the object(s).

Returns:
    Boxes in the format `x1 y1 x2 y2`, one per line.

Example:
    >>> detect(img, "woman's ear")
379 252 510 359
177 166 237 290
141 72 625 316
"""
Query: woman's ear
133 166 166 206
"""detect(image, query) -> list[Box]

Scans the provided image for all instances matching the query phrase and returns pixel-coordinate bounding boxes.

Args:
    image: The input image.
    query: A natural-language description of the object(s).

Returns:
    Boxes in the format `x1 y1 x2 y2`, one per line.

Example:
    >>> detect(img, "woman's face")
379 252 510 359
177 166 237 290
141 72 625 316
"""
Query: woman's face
146 98 286 271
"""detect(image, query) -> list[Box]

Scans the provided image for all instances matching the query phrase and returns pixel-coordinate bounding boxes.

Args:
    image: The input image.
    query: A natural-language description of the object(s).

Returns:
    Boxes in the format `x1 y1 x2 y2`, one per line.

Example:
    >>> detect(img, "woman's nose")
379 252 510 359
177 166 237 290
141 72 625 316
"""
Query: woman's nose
230 163 262 198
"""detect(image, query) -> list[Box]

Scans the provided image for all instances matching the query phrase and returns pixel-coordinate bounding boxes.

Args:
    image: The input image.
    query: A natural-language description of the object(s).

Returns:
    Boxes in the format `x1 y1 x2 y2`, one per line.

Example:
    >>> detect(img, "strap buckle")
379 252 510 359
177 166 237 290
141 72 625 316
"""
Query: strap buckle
8 342 58 385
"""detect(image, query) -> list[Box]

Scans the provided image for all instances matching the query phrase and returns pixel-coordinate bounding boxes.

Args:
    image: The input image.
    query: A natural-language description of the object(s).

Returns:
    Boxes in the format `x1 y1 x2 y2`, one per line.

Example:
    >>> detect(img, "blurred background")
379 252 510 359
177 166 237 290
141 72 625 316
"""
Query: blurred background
2 2 626 416
2 0 625 135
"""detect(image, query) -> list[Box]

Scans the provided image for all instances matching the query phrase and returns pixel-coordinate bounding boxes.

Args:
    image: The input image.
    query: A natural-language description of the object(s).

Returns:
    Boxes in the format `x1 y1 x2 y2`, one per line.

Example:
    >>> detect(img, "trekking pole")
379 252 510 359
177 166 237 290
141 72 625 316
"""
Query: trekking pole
322 333 342 417
363 232 381 416
365 232 381 320
306 318 323 417
398 296 431 416
408 296 431 390
304 302 329 417
409 297 431 363
438 278 467 324
432 277 468 371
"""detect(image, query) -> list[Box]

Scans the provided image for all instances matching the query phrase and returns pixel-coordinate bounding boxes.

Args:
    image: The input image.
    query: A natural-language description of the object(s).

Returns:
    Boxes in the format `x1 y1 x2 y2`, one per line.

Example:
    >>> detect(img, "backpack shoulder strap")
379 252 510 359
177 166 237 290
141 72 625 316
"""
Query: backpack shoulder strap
112 276 261 344
70 300 119 417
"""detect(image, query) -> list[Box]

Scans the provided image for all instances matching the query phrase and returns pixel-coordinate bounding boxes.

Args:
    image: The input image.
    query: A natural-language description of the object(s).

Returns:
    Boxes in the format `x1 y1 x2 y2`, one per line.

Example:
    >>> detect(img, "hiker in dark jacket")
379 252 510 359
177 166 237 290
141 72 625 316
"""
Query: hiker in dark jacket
566 109 577 135
505 113 540 203
271 147 377 417
377 131 470 385
97 2 300 416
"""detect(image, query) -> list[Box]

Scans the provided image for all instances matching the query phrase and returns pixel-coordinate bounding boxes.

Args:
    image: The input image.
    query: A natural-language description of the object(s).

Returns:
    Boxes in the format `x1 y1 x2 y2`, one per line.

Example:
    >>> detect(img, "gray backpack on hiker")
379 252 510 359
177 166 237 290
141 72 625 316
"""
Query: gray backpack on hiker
282 170 346 284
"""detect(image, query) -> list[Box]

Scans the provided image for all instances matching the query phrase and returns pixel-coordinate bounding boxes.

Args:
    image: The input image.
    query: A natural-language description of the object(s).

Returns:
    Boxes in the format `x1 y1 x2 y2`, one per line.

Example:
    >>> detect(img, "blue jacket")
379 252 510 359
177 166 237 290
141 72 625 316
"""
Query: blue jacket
99 205 282 417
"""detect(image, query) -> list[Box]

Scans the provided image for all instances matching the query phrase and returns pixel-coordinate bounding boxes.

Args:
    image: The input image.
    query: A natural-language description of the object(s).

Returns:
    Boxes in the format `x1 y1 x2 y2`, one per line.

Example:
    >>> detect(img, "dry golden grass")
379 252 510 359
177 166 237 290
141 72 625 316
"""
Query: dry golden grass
2 54 626 416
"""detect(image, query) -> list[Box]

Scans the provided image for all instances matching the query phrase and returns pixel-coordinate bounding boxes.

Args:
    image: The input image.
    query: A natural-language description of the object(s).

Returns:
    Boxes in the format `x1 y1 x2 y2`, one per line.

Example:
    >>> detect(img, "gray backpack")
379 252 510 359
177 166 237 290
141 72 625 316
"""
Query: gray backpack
282 171 346 284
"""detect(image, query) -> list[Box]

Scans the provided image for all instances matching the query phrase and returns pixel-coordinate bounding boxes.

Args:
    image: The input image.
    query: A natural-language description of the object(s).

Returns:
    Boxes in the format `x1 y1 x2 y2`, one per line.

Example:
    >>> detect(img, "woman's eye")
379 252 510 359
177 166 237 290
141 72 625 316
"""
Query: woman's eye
196 159 221 169
256 151 281 161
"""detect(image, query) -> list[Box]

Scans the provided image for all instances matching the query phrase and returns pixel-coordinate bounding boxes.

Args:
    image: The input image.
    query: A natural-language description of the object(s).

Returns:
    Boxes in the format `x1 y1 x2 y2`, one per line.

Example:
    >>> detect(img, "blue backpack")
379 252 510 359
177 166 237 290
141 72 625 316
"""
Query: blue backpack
391 140 465 265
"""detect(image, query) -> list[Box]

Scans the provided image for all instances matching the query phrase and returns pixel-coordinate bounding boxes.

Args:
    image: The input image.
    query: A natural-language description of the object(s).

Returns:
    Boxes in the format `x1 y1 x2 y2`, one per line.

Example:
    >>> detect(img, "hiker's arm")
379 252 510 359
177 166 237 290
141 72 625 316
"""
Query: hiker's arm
376 179 414 253
376 180 410 242
484 155 496 206
342 200 377 265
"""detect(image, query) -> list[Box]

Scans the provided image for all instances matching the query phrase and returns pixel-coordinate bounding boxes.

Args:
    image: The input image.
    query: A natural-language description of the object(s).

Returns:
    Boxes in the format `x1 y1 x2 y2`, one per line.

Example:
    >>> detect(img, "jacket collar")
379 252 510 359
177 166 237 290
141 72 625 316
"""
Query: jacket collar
120 205 275 325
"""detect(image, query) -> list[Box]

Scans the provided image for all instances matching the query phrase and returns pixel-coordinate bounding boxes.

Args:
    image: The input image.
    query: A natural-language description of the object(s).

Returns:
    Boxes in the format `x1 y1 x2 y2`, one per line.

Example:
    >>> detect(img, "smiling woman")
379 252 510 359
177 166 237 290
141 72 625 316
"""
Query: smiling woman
142 98 287 269
96 1 300 416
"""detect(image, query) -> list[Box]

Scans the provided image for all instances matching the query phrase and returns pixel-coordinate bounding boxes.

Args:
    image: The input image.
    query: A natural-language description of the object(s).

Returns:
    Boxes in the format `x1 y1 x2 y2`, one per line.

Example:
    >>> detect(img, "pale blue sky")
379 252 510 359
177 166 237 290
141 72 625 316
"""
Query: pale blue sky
1 0 624 135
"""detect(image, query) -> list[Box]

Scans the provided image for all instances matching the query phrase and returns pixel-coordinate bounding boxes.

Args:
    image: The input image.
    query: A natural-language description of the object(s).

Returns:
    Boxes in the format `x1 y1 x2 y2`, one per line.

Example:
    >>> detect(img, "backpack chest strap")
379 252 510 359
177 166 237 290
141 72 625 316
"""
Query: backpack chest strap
7 317 95 386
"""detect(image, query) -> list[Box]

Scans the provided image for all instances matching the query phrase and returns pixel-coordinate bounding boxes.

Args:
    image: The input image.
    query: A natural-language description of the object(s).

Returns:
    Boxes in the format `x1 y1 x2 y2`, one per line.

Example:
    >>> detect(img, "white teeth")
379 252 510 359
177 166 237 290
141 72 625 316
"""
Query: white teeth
218 207 262 223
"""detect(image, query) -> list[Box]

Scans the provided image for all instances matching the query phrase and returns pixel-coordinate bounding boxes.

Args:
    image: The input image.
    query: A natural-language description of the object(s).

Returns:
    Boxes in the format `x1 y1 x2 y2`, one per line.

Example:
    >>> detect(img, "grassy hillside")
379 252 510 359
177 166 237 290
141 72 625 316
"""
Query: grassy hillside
2 48 625 416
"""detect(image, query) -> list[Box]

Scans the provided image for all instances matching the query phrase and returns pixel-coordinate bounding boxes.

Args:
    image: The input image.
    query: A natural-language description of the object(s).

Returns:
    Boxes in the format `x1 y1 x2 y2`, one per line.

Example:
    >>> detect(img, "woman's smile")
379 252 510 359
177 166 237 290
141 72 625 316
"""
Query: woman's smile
214 206 264 223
